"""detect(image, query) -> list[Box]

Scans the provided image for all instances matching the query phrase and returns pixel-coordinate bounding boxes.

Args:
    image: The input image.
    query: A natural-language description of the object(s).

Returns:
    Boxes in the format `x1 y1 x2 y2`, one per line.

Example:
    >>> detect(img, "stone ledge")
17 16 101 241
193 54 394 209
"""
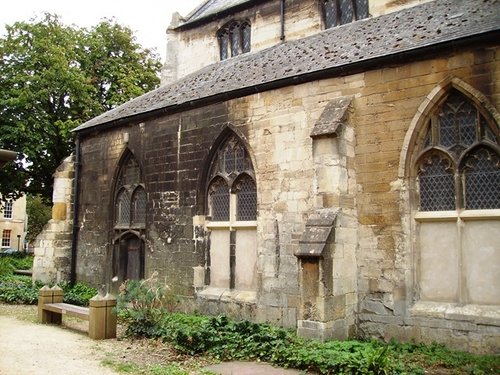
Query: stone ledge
410 301 500 326
197 287 257 304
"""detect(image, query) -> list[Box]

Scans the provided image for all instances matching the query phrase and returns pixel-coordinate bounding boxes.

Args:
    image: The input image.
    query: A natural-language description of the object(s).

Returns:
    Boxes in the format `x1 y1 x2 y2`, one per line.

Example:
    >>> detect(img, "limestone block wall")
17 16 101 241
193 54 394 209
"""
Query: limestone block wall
32 156 75 284
162 0 321 85
370 0 434 16
351 48 500 353
162 0 436 86
77 43 499 351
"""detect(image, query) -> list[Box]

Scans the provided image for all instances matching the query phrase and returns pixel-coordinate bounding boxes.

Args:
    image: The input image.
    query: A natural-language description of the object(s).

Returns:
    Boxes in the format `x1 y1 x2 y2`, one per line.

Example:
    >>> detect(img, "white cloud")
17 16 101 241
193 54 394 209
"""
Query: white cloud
0 0 203 61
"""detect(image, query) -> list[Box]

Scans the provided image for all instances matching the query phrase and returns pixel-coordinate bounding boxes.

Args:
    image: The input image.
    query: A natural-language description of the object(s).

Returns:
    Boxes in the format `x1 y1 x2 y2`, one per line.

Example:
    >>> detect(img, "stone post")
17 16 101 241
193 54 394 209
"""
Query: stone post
38 286 54 324
89 293 117 340
50 285 64 324
38 285 64 324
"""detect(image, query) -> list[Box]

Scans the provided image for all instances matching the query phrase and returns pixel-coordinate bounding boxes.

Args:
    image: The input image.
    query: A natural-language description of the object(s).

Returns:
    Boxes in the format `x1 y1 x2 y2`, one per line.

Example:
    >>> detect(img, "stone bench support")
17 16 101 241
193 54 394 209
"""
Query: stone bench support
38 285 117 339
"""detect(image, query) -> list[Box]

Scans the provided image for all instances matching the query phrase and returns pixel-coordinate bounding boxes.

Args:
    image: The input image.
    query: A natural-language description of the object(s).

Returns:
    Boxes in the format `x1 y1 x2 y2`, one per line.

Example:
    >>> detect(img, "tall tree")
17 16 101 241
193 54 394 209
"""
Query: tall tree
0 14 161 201
26 194 52 244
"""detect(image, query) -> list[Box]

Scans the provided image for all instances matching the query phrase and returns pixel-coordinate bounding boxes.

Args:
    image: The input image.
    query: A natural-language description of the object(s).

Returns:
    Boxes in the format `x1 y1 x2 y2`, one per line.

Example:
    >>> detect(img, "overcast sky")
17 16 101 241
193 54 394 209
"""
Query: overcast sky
0 0 203 61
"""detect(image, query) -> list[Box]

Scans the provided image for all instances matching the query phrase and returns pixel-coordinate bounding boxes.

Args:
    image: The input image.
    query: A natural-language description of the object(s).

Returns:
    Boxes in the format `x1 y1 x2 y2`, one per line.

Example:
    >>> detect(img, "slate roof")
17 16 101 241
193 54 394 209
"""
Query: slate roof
180 0 256 27
74 0 500 133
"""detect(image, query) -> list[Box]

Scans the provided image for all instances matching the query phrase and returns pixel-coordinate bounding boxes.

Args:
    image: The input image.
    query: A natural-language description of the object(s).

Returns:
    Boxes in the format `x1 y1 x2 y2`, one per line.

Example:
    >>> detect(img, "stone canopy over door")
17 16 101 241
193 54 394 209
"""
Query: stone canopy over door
411 85 500 306
111 151 146 282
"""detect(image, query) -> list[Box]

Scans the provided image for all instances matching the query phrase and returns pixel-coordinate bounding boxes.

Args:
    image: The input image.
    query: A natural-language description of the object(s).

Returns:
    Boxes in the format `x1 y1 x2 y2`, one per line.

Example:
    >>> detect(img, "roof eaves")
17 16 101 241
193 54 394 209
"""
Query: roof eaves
175 0 269 30
73 0 500 134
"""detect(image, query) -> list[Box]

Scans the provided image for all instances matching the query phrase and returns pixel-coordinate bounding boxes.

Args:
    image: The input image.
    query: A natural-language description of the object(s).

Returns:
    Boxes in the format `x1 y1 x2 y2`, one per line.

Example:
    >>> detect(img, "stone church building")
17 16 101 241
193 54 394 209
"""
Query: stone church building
33 0 499 352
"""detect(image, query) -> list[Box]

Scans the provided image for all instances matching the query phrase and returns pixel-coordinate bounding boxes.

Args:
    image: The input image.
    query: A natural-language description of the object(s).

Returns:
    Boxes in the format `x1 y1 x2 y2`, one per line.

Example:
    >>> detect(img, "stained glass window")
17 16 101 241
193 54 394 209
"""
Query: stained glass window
242 22 251 53
418 155 455 211
116 189 131 225
207 134 257 222
114 154 146 227
218 31 229 60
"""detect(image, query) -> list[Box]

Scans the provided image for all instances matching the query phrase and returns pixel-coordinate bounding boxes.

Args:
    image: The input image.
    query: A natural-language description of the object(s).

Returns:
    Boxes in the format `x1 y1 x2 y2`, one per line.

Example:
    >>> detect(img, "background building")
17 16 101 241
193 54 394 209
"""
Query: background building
0 195 27 252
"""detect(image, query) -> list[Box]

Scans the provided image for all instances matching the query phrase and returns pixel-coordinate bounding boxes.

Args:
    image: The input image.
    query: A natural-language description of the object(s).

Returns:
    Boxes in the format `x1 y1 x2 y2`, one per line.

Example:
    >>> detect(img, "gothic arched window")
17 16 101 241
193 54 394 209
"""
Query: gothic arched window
412 87 499 306
205 134 258 293
112 153 146 282
416 89 499 211
114 156 146 228
207 135 256 222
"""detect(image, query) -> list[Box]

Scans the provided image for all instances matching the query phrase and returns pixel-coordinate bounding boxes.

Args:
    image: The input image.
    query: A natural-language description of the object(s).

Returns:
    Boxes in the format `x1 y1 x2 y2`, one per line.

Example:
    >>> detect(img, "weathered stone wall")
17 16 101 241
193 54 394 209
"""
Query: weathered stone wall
32 156 74 284
76 103 232 292
370 0 434 16
162 0 435 86
162 0 322 85
352 47 500 353
78 44 499 352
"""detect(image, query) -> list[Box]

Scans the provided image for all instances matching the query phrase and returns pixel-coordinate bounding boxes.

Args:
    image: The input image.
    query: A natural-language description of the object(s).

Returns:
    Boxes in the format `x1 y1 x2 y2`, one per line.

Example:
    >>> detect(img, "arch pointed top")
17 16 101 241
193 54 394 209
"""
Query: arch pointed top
399 77 500 179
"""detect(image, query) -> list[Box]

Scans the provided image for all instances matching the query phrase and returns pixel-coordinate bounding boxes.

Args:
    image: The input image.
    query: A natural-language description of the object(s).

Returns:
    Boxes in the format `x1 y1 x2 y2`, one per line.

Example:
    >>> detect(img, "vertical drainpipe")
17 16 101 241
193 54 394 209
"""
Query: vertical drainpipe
70 135 81 286
280 0 285 41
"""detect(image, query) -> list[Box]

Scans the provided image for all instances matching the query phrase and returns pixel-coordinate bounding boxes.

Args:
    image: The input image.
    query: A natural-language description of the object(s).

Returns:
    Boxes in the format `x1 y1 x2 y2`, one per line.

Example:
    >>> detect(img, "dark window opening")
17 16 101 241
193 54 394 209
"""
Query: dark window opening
114 155 146 228
236 175 257 221
113 235 145 282
323 0 369 29
217 21 251 60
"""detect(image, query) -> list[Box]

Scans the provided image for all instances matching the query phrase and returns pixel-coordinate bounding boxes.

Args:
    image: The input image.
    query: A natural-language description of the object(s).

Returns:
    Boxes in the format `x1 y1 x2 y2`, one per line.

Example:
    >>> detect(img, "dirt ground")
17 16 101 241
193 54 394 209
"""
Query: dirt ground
0 304 212 375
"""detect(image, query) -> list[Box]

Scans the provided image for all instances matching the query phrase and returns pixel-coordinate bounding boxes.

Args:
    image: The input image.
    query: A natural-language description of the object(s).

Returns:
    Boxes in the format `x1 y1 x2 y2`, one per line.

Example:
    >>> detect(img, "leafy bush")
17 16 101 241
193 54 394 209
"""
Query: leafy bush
60 281 97 306
0 255 97 306
0 275 43 304
0 254 33 278
112 269 499 374
390 341 500 374
117 271 179 337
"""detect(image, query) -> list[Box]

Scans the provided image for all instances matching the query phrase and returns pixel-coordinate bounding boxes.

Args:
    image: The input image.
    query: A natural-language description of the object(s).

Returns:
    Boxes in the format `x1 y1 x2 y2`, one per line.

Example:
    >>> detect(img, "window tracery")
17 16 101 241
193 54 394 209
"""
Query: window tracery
207 135 256 222
204 133 257 293
114 155 146 228
416 89 499 211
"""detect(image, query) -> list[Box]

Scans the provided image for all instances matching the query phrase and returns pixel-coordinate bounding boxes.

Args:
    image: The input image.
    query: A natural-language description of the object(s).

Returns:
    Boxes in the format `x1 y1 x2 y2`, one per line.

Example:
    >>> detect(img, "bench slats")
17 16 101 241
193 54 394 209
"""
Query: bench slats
43 303 90 321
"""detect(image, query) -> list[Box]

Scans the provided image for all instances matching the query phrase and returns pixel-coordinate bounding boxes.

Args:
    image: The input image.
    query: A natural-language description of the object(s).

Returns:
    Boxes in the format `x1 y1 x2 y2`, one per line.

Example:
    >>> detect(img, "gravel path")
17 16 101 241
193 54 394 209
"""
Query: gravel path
0 314 118 375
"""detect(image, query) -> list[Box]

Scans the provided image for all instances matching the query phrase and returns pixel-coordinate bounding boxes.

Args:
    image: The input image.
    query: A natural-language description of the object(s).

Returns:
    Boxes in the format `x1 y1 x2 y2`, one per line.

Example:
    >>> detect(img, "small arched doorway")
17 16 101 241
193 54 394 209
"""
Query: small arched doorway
113 232 145 282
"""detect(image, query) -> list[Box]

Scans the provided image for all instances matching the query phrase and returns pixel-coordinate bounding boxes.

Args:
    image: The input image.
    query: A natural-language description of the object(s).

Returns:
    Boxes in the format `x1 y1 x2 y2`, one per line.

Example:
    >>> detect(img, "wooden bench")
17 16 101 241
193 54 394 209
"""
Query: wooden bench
38 285 117 340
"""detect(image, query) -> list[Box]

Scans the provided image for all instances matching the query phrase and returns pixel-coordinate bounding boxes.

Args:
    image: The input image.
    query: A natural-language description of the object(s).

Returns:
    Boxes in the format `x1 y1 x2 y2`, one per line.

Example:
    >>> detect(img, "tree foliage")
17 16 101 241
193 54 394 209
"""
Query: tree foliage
0 14 161 200
26 194 52 244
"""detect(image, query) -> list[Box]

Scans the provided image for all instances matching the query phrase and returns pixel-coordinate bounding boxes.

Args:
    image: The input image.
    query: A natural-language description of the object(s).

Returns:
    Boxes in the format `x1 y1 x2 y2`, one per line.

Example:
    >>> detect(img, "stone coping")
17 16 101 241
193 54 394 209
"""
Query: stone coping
410 301 500 326
197 287 257 304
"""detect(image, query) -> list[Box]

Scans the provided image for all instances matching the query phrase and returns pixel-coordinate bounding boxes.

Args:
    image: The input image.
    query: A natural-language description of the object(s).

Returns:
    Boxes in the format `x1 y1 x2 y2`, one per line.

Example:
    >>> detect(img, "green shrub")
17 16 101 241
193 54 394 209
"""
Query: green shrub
0 255 96 306
111 271 498 374
0 254 33 278
118 308 401 374
0 275 43 304
390 341 500 374
117 271 179 337
60 281 97 306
